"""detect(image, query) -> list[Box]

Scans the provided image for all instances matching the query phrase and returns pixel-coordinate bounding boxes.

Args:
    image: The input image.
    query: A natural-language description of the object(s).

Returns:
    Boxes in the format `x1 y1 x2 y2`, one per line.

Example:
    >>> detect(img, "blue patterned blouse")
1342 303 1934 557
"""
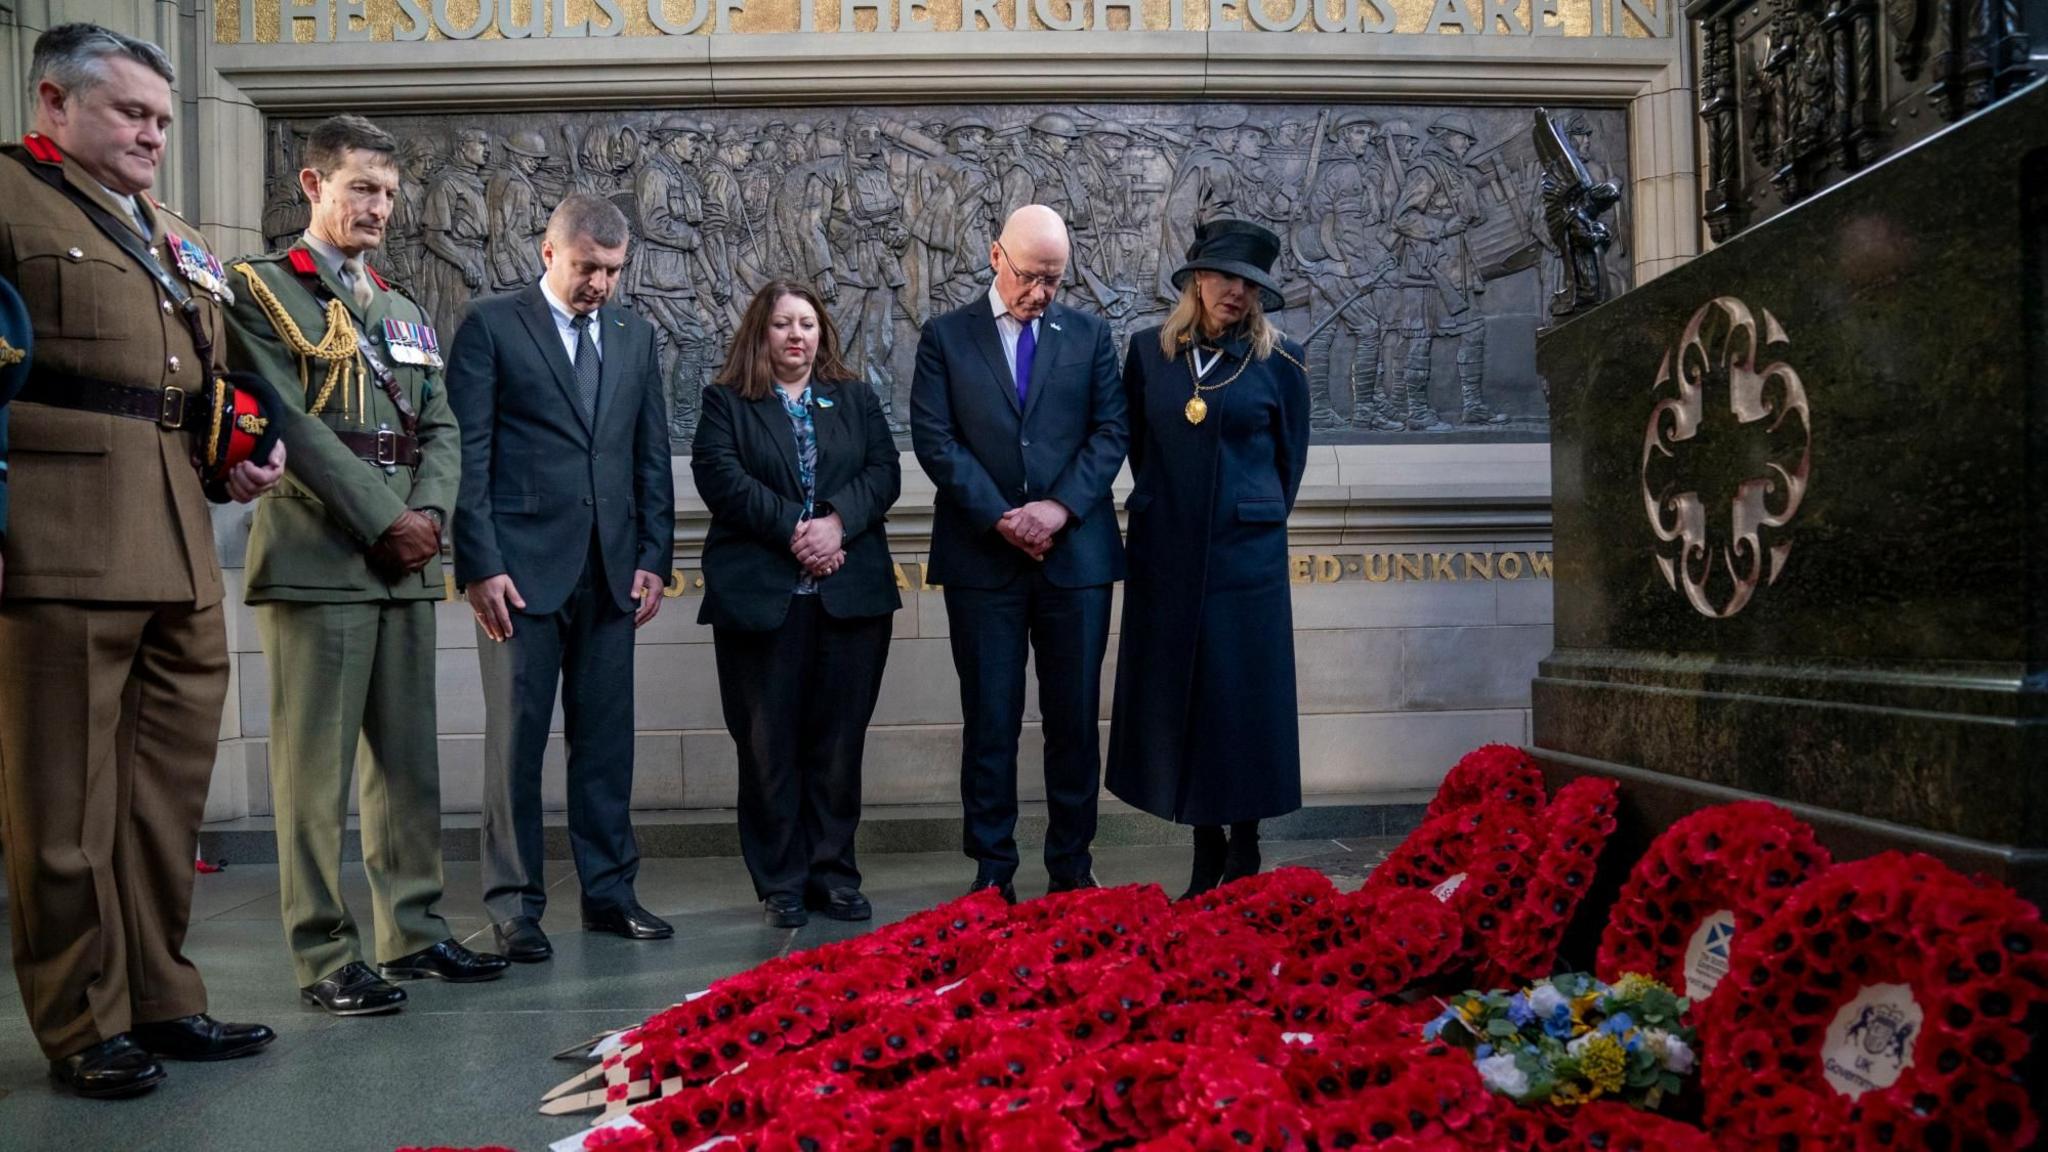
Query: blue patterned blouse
779 384 820 595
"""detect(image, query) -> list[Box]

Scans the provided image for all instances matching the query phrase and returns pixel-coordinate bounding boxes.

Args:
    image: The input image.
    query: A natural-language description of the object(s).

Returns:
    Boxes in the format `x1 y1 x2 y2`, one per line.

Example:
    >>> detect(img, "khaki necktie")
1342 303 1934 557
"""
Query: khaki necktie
343 255 375 309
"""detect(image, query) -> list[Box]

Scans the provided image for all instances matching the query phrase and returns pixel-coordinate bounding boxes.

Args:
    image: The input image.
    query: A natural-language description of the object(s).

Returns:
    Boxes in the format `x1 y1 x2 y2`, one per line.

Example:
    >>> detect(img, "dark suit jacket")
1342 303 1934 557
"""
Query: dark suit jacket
691 377 902 632
447 284 674 616
909 298 1128 589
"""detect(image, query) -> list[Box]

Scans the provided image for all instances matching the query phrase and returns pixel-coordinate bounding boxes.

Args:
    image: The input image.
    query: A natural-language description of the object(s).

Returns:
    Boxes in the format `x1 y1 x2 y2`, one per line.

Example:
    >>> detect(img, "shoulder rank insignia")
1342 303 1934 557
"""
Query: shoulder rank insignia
167 231 234 305
382 318 444 369
287 248 320 278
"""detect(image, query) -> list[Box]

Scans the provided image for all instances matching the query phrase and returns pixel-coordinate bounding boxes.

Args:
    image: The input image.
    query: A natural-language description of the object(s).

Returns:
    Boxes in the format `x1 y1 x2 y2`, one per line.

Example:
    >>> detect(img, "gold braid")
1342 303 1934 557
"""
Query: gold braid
232 262 362 416
206 380 225 468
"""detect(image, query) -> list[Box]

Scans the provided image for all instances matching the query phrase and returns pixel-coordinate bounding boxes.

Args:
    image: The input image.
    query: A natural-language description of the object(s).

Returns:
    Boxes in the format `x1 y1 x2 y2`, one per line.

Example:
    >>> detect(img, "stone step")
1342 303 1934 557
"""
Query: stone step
198 796 1427 864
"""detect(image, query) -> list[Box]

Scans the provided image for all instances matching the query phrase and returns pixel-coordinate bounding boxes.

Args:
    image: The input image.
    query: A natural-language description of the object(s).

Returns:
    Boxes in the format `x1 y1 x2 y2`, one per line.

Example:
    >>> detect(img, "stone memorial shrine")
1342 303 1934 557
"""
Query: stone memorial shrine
1533 12 2047 906
0 0 1709 839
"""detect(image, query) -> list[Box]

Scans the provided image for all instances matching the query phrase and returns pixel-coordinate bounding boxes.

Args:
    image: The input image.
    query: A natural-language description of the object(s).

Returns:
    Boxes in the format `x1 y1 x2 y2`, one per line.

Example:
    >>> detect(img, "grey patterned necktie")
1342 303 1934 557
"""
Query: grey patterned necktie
570 313 600 420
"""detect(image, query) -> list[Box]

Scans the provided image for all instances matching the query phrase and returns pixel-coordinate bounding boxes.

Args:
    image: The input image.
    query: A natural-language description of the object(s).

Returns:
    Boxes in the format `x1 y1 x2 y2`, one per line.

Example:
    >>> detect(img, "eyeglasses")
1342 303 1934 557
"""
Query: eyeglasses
996 241 1064 292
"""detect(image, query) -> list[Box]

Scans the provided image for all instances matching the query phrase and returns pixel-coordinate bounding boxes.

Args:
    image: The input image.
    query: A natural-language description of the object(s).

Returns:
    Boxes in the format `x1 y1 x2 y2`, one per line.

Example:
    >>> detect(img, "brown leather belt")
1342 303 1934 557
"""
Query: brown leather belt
334 428 421 468
17 372 202 431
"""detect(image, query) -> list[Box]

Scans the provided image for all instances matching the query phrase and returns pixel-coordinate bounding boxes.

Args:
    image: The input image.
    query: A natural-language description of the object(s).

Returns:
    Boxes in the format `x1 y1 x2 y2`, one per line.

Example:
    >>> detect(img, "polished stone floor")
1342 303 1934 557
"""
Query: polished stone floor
0 838 1395 1152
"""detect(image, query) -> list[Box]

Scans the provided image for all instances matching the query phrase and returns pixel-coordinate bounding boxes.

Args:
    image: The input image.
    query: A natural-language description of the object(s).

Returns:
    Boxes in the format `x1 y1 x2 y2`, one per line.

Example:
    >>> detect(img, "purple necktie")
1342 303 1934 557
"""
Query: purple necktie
1014 319 1036 409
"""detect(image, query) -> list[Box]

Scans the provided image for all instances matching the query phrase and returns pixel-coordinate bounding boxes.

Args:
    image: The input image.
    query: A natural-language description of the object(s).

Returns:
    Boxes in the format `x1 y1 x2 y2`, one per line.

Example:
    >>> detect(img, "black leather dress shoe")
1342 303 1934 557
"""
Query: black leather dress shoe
49 1035 165 1099
493 917 553 963
1047 870 1100 894
583 902 673 940
969 876 1018 905
806 887 872 922
379 938 510 983
133 1014 276 1062
763 893 808 929
301 961 407 1016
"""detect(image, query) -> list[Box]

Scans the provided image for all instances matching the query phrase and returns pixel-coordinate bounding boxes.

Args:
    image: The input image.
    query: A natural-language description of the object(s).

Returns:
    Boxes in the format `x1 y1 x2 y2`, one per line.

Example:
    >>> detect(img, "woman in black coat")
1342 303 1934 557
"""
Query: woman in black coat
692 279 902 928
1106 220 1311 900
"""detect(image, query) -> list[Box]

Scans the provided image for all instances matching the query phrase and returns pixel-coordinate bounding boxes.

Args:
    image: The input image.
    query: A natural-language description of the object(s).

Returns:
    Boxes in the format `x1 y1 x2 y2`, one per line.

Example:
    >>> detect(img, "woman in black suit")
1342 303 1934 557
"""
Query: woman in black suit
1105 220 1311 901
692 280 902 928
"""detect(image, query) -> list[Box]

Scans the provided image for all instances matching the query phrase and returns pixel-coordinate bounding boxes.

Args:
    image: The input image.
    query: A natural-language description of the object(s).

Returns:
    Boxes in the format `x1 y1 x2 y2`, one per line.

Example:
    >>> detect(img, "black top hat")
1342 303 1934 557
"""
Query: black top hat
0 276 30 407
1171 219 1287 312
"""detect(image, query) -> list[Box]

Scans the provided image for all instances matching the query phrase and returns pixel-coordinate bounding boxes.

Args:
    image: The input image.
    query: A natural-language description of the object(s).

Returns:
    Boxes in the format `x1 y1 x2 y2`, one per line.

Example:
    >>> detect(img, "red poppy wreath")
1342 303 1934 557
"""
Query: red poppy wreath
1425 743 1549 821
1496 1098 1716 1152
1596 800 1832 1017
1701 852 2048 1152
1477 776 1620 988
1364 785 1548 968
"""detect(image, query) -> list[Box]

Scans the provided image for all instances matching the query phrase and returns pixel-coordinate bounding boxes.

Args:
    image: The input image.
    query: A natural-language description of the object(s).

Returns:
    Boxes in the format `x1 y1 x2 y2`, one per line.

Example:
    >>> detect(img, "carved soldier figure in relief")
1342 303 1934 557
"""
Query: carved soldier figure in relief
693 120 748 338
1155 108 1244 303
632 116 717 442
1001 113 1092 230
1301 112 1403 432
1073 119 1144 338
734 137 790 284
1391 113 1507 431
379 137 437 293
803 118 911 432
486 130 548 292
418 128 490 330
929 119 1001 313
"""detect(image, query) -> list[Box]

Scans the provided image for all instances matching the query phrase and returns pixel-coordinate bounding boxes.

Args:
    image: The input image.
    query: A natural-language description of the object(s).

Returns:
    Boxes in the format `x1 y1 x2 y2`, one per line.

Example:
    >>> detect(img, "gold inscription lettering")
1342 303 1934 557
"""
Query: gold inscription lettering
1314 554 1343 583
1290 555 1312 584
1497 552 1524 580
1528 551 1554 578
1430 553 1458 580
1394 554 1424 582
1462 552 1493 580
1362 553 1392 582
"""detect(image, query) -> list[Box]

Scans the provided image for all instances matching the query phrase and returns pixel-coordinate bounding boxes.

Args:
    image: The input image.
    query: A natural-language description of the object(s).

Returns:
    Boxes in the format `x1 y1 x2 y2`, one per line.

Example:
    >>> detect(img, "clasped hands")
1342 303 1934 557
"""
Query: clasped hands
997 499 1069 561
366 508 441 584
791 513 846 579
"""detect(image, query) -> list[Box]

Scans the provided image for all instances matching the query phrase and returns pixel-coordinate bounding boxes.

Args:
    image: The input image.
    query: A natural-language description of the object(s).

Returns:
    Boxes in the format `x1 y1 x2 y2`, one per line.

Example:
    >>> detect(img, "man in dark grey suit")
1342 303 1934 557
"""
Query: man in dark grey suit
447 193 677 961
910 204 1129 902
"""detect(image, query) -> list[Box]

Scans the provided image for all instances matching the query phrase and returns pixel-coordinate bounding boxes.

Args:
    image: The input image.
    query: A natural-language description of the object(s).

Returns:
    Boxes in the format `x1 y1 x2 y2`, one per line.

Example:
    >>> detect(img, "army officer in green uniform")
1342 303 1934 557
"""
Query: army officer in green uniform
224 114 507 1016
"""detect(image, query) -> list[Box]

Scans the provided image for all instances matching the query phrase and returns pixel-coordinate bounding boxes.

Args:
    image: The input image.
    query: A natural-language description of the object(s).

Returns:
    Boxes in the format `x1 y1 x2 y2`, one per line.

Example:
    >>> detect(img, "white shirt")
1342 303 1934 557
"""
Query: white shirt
987 284 1038 387
541 277 601 364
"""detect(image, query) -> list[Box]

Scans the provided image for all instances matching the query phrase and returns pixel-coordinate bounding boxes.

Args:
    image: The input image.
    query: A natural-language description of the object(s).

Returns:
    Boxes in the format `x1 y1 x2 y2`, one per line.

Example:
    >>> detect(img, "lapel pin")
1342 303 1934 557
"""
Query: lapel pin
816 397 836 408
1049 321 1063 332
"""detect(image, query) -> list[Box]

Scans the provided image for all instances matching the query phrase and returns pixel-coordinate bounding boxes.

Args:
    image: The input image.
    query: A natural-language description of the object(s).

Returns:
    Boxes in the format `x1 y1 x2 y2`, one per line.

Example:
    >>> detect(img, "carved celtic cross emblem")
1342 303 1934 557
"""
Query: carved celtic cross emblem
1640 296 1812 619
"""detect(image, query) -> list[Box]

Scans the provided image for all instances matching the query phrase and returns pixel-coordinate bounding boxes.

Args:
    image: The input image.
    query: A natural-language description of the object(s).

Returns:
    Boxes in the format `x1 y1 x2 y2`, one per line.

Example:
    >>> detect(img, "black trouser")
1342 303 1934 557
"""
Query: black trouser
478 532 640 925
945 574 1112 884
713 597 892 900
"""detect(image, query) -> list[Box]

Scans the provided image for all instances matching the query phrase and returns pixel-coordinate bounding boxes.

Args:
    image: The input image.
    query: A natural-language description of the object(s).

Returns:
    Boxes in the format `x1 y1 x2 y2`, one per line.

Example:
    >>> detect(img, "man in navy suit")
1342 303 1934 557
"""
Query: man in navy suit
447 193 677 960
911 204 1129 901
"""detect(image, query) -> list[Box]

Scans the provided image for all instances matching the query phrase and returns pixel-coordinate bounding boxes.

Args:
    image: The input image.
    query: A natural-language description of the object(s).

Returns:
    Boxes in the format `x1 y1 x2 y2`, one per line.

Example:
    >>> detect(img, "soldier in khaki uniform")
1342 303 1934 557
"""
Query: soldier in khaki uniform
223 114 508 1017
0 23 283 1098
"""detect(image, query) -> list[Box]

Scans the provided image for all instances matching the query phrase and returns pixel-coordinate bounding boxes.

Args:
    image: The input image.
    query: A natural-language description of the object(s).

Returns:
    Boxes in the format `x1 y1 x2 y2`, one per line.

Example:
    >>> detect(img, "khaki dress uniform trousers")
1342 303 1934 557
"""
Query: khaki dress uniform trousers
0 141 229 1060
224 241 460 987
